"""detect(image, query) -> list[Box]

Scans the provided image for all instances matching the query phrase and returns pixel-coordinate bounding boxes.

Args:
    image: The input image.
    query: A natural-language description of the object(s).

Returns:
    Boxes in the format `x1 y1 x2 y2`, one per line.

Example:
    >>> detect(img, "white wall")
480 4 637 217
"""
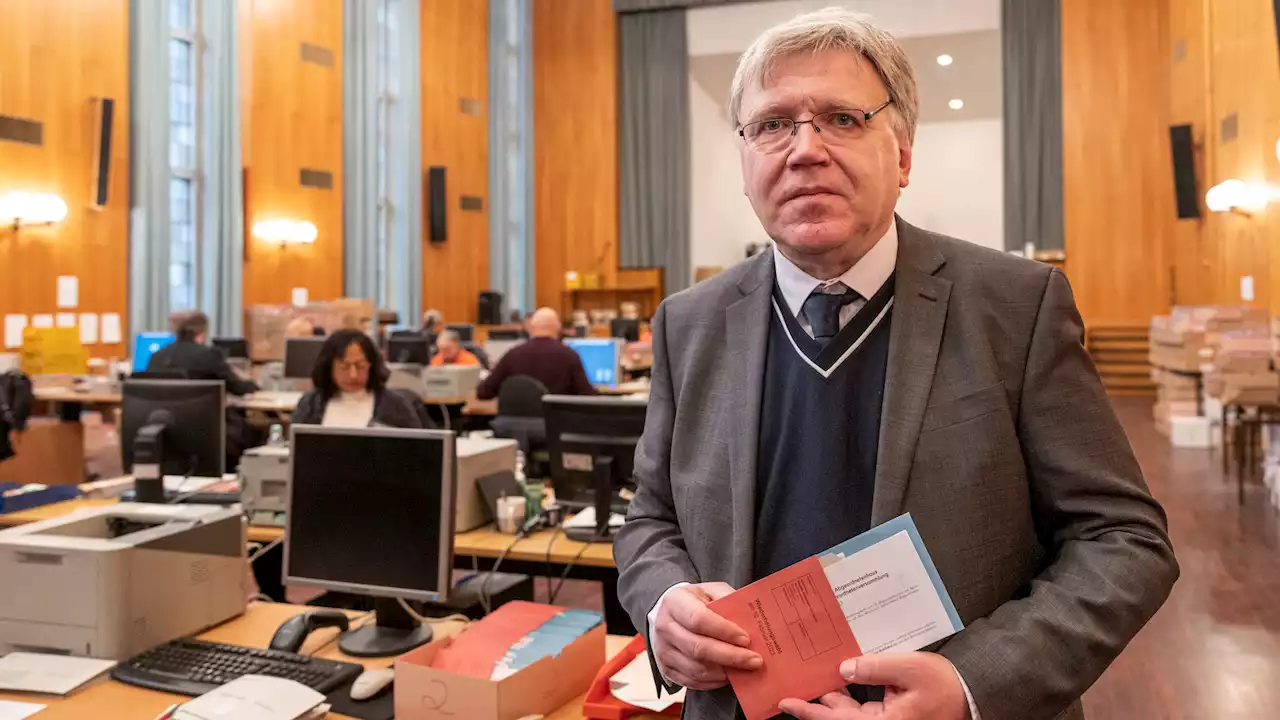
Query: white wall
689 79 773 273
895 119 1004 249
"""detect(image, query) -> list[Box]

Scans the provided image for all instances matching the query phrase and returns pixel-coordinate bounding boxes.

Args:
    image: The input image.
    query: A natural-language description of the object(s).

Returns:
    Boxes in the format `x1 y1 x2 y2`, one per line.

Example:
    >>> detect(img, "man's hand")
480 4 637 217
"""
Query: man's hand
652 582 762 690
777 652 968 720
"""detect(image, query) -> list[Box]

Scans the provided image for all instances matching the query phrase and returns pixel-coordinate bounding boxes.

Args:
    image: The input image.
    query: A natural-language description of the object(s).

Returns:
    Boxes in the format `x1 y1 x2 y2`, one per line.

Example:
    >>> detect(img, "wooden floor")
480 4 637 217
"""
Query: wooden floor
1081 396 1280 720
77 397 1280 717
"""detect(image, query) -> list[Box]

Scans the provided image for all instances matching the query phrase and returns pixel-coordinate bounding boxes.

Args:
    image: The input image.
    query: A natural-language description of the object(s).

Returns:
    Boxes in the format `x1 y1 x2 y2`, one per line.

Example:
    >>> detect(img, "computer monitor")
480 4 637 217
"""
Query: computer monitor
283 337 326 380
543 395 646 517
445 323 475 343
563 338 623 388
121 380 226 501
132 332 176 373
285 426 456 657
212 337 249 359
610 318 640 343
388 335 432 364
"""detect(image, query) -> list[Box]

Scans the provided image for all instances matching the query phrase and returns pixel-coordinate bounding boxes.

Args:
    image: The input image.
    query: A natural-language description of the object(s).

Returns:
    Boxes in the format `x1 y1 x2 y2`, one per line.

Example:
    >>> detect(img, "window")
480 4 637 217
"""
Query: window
169 0 200 311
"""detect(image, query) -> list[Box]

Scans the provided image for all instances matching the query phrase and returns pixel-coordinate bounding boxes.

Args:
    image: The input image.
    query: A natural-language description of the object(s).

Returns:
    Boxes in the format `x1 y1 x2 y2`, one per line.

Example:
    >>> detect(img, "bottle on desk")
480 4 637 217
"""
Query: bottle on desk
267 424 285 447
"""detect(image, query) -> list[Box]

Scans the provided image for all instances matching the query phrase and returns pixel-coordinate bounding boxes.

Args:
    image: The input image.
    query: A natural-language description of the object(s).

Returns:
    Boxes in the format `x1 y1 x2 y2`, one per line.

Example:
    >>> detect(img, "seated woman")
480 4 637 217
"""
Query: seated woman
292 329 422 428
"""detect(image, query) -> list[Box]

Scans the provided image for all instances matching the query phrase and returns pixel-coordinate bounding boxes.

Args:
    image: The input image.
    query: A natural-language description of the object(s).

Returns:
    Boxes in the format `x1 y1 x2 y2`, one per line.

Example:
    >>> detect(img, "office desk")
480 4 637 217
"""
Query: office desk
0 602 652 720
0 498 120 528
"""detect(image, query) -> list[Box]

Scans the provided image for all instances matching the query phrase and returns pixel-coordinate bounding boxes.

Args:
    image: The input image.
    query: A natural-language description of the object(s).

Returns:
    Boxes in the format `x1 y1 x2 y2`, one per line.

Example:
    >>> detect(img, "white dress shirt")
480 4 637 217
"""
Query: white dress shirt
320 390 375 428
647 220 982 718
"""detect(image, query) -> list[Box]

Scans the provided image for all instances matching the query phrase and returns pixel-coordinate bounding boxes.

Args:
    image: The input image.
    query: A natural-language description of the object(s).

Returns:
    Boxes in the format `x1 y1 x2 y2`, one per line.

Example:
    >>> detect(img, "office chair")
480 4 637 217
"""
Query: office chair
492 376 549 478
387 387 437 429
463 342 492 370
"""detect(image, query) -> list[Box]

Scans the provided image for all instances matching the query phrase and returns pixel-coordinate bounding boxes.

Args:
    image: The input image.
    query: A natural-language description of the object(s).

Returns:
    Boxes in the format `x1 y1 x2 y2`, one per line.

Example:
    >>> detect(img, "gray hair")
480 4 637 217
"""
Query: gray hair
729 7 919 144
438 329 461 345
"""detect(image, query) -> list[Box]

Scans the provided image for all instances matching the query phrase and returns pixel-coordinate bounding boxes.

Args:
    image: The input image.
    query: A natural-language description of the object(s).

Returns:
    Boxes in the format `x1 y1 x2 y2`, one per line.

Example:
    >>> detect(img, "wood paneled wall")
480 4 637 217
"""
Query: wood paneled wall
1166 0 1280 312
532 0 619 311
241 0 344 307
0 0 129 359
422 0 489 324
1061 0 1177 326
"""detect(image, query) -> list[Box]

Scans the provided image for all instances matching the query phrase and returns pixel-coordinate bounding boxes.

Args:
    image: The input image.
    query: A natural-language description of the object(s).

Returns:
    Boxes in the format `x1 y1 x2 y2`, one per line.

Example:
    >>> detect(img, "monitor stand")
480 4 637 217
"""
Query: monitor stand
338 597 433 657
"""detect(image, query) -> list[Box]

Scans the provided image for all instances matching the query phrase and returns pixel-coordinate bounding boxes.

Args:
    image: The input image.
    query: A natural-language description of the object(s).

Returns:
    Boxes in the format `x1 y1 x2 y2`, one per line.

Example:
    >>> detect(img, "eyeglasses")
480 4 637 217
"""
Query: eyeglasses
335 360 371 374
737 100 893 153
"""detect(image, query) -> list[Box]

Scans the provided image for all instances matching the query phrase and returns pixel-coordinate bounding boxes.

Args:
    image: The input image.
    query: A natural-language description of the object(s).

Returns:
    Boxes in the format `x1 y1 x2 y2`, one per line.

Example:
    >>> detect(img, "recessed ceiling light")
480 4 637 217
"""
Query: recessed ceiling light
948 98 964 110
937 54 953 66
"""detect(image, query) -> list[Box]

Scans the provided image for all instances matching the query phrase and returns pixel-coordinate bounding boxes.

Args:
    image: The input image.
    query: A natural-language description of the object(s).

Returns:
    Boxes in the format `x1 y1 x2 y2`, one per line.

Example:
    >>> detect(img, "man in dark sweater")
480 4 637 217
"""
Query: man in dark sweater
476 308 596 399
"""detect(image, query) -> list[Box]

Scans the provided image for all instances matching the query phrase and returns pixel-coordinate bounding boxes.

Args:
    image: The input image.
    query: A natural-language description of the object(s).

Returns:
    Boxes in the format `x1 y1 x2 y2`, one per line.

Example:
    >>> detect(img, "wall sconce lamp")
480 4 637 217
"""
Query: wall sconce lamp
0 191 69 233
252 219 317 247
1205 179 1275 217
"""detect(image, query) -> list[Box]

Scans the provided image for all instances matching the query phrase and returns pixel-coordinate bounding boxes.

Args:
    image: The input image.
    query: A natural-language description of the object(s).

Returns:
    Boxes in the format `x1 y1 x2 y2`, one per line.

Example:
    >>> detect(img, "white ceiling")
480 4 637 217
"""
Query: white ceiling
690 28 1001 126
687 0 1001 57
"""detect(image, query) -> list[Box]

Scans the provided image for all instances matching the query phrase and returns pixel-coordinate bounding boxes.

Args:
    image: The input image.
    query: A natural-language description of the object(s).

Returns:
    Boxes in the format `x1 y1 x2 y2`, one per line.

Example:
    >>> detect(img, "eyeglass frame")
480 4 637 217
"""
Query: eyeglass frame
736 99 894 150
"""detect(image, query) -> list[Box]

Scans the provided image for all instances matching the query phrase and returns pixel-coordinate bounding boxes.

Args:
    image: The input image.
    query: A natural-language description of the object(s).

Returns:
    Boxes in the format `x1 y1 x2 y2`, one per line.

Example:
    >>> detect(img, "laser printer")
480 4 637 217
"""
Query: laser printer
240 444 290 527
423 365 482 400
0 503 246 660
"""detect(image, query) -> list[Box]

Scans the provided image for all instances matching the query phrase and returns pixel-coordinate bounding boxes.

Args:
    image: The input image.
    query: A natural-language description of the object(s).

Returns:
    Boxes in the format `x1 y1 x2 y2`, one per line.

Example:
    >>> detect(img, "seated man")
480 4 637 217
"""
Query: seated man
477 307 596 399
147 311 260 469
429 330 481 367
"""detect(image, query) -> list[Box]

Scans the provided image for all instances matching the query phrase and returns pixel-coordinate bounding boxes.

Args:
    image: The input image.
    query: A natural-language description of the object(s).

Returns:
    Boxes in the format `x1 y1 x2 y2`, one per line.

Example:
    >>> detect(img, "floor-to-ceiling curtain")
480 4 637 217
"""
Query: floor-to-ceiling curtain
489 0 535 316
1003 0 1063 252
344 0 422 324
618 8 691 296
128 0 171 344
199 0 244 336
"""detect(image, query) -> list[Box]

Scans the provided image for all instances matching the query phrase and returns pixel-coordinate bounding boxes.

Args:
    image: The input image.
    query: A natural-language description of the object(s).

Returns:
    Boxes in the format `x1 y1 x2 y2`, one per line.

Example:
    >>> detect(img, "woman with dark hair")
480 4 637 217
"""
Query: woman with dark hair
291 329 422 428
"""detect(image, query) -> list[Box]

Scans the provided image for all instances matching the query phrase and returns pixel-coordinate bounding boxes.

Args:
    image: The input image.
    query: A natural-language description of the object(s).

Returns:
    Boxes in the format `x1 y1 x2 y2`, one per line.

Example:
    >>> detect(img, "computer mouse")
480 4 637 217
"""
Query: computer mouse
269 610 350 653
350 667 395 701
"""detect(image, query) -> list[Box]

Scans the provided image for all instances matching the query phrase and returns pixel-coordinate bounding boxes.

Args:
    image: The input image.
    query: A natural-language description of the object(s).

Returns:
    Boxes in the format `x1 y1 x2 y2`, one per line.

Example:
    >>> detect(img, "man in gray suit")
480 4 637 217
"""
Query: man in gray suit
613 8 1177 720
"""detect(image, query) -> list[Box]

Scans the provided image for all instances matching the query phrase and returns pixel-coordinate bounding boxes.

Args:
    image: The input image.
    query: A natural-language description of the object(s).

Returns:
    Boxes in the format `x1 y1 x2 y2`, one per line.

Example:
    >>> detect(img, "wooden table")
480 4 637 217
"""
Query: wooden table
0 602 658 720
33 386 498 417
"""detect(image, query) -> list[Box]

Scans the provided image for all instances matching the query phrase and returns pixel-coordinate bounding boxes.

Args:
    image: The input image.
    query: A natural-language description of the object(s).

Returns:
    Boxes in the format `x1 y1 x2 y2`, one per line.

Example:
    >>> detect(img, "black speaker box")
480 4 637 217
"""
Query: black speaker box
92 98 114 208
427 166 447 243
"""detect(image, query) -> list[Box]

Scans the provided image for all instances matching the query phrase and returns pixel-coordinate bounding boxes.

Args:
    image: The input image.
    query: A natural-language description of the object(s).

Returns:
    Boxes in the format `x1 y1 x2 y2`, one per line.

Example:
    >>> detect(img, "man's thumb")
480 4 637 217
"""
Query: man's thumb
840 653 919 686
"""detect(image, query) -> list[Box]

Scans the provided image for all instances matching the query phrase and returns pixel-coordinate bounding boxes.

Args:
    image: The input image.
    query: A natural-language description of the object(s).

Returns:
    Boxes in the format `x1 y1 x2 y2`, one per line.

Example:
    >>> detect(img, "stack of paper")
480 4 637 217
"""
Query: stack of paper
0 700 46 720
172 675 326 720
0 653 117 696
609 653 685 712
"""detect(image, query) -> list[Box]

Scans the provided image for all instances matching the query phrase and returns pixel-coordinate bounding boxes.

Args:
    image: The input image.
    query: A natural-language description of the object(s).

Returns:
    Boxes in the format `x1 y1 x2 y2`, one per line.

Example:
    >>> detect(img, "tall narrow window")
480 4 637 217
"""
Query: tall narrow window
169 0 201 311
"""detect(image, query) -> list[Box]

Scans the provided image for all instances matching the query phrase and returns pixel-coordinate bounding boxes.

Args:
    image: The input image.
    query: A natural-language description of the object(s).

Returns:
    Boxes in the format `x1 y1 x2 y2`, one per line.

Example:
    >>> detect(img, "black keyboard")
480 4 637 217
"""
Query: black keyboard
111 637 364 697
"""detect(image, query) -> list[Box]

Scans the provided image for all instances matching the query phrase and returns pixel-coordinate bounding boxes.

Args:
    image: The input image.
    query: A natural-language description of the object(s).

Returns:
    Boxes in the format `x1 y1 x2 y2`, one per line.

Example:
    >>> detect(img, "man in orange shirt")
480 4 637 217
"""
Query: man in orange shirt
429 330 480 367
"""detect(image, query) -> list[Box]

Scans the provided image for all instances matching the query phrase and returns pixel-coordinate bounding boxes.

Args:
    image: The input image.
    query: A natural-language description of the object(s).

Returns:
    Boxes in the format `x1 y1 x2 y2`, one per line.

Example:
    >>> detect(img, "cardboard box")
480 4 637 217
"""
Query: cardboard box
1171 416 1213 448
395 623 605 720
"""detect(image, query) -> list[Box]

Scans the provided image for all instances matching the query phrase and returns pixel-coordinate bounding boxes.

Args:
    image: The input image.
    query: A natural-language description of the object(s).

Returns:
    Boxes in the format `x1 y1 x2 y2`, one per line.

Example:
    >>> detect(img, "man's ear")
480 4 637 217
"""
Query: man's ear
898 136 913 189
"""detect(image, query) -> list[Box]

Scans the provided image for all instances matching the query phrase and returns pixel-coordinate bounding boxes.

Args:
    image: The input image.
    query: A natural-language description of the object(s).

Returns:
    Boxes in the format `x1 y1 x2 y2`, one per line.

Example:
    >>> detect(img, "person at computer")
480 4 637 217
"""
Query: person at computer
147 311 259 395
476 307 596 399
291 329 423 428
421 308 443 335
430 330 481 367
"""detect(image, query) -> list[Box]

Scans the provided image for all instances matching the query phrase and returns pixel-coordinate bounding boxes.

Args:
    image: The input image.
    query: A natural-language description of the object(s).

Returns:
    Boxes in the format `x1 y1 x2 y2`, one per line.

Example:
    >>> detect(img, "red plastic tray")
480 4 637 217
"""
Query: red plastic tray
582 635 683 719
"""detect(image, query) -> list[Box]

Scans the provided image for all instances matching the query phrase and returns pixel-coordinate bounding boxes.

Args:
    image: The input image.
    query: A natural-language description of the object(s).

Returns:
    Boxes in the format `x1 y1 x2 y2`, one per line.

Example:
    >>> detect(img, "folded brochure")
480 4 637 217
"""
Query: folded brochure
708 514 963 720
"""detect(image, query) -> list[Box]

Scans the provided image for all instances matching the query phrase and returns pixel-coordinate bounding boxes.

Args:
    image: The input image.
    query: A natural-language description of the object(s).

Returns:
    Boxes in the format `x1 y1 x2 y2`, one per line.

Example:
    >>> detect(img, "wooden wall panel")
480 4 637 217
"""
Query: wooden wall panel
1166 0 1213 307
1061 0 1177 326
533 0 619 311
241 0 344 307
421 0 489 325
0 0 129 359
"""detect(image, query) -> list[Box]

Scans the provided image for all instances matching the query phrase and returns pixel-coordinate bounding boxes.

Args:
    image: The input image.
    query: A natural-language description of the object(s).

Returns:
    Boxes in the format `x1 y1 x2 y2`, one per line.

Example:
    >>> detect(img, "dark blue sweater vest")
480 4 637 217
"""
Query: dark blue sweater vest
752 276 895 580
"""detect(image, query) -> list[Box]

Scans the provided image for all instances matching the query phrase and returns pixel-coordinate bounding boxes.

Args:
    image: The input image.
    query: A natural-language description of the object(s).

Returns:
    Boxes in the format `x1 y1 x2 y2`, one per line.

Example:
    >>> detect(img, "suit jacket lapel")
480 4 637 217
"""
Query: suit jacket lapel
872 217 953 525
725 251 774 588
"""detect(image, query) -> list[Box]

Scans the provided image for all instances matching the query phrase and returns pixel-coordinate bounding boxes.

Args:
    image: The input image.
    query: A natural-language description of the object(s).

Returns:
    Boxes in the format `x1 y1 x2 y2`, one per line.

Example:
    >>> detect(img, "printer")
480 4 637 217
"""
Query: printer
240 444 290 527
423 365 482 400
0 503 246 660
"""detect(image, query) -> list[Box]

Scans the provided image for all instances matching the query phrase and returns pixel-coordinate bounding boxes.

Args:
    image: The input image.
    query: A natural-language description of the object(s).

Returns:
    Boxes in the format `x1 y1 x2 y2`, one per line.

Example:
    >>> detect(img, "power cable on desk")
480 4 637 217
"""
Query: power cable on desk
478 536 519 616
548 536 596 605
248 536 284 564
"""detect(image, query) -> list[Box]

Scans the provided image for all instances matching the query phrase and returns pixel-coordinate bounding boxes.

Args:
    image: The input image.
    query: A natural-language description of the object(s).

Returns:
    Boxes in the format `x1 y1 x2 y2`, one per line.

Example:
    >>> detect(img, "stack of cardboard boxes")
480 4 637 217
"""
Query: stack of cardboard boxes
245 298 376 362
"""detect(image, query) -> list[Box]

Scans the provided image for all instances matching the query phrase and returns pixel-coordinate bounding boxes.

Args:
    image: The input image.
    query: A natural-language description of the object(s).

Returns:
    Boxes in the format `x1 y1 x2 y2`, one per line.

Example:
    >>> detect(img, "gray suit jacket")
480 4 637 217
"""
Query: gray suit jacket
613 218 1178 720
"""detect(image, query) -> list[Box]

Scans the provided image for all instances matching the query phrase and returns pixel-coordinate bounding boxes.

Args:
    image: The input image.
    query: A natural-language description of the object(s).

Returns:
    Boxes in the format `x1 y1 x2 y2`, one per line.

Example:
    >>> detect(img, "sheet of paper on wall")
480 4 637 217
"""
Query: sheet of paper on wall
56 275 79 309
101 313 122 344
291 287 309 307
31 315 53 329
0 700 46 720
79 313 99 345
3 315 27 350
56 313 76 329
0 652 117 695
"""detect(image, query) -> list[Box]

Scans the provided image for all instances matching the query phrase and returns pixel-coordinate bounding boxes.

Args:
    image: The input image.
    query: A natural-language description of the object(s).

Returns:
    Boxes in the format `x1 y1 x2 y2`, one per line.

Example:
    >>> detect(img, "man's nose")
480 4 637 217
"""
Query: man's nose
788 122 830 165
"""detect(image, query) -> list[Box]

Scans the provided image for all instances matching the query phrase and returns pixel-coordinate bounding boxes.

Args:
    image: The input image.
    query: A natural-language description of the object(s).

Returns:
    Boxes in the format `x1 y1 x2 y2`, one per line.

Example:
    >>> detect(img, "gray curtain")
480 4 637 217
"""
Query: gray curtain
128 0 171 346
618 9 691 296
488 0 535 316
1003 0 1063 252
343 0 423 324
199 0 244 336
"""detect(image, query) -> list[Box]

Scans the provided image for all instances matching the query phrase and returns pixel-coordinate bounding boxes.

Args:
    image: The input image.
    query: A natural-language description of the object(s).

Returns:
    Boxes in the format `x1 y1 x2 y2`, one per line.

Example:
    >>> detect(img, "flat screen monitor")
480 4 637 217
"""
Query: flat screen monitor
133 332 176 373
564 338 622 388
388 335 432 365
120 379 226 478
212 337 250 359
284 337 326 380
610 318 640 343
445 324 475 343
284 425 456 656
542 395 646 510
